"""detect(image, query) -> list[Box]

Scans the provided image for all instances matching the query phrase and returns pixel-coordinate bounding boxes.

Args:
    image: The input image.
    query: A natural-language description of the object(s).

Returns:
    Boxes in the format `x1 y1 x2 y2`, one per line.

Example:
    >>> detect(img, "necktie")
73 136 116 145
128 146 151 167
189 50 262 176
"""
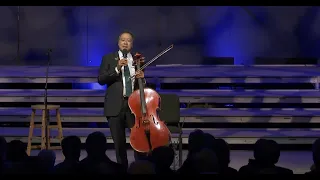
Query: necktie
124 65 132 96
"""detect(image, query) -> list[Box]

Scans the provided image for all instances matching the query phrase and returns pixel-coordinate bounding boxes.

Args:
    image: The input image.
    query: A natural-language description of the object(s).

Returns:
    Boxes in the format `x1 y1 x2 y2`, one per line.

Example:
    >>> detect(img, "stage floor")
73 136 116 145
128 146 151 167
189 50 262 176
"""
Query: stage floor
30 150 313 174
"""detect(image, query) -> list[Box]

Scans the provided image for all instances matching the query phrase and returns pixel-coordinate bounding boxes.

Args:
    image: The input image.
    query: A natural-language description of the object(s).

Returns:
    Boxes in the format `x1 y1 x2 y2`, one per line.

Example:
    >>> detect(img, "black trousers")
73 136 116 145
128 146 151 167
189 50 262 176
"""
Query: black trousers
107 98 148 168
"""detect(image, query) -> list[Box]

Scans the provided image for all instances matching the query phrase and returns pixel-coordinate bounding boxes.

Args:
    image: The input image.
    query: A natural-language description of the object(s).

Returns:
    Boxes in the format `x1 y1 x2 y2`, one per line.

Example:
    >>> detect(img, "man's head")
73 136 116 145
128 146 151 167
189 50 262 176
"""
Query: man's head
6 140 28 162
85 131 107 157
118 31 134 52
213 138 230 168
192 148 219 173
254 139 280 165
188 129 205 155
312 138 320 166
38 149 56 169
0 136 7 160
61 136 81 161
128 160 156 174
151 146 175 168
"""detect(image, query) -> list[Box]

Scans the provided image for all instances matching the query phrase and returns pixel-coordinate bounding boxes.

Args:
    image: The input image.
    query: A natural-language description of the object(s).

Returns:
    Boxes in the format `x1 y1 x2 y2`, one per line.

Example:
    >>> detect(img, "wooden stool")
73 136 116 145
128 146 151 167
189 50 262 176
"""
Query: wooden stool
27 104 63 155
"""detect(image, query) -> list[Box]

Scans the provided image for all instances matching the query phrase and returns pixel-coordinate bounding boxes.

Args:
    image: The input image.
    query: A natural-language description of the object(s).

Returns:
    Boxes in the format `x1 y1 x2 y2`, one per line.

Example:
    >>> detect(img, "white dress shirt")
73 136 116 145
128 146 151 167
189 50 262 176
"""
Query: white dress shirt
115 50 135 96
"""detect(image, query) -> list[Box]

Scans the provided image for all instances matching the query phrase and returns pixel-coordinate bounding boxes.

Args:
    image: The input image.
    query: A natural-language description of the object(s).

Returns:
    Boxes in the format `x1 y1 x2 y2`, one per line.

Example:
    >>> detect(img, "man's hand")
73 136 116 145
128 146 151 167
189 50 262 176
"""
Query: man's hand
117 59 128 71
135 70 144 79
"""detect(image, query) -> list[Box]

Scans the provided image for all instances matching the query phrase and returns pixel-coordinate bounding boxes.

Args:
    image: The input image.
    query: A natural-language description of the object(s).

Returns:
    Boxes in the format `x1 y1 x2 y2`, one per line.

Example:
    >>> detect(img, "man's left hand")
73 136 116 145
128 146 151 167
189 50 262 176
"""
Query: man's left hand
135 70 144 79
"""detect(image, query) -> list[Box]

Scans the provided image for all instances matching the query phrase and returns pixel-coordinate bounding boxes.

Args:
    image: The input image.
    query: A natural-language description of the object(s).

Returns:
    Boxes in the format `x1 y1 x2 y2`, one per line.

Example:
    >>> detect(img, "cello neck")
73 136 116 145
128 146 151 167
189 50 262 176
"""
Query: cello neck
136 63 147 115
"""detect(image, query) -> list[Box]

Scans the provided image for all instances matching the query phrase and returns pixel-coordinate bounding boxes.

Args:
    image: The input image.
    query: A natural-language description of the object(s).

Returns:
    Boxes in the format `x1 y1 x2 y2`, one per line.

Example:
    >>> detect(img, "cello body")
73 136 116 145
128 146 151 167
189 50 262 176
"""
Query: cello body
128 88 171 153
128 51 171 153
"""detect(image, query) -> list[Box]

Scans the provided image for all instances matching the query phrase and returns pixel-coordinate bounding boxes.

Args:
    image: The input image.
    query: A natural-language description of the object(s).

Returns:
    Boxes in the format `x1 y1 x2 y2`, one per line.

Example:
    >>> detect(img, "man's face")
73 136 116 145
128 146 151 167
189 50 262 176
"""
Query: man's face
118 33 133 52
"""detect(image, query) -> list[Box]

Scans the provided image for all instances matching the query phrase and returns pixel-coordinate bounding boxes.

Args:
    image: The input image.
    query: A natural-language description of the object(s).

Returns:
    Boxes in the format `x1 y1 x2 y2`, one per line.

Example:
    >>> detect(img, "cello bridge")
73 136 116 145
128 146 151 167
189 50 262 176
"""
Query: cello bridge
142 120 150 125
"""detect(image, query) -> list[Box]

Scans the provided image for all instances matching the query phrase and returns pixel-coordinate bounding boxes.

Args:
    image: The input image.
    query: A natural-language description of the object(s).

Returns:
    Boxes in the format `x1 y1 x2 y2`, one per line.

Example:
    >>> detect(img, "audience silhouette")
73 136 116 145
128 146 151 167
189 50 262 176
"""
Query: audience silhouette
0 129 317 174
239 139 293 174
0 137 7 173
128 160 156 174
77 131 126 174
54 136 81 174
37 149 56 173
213 138 237 174
150 146 176 174
306 138 320 175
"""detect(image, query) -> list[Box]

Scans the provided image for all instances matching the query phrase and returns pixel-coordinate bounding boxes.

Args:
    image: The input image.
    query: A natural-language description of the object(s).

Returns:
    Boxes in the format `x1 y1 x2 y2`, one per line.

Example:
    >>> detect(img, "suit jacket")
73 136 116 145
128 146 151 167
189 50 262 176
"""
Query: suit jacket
98 51 146 117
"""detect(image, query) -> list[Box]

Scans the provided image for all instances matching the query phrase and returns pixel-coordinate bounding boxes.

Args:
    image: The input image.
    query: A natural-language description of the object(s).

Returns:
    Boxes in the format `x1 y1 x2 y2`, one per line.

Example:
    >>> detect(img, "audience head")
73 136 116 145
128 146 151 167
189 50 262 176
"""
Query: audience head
151 146 174 168
85 131 107 157
128 160 156 174
61 136 81 161
0 137 7 161
254 139 280 165
213 138 230 168
203 133 215 150
6 140 27 162
312 138 320 166
188 129 205 155
38 150 56 169
24 156 41 173
258 168 279 174
192 148 219 173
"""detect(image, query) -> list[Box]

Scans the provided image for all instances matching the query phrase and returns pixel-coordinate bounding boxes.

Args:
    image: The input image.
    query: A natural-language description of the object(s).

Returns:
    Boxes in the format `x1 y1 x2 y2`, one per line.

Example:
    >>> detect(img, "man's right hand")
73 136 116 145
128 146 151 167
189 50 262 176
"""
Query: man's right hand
117 59 128 71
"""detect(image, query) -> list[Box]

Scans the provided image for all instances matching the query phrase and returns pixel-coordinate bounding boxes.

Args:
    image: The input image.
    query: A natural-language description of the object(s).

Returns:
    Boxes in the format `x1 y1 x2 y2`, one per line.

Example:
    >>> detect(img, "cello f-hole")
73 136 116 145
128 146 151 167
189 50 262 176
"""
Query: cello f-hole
151 115 159 125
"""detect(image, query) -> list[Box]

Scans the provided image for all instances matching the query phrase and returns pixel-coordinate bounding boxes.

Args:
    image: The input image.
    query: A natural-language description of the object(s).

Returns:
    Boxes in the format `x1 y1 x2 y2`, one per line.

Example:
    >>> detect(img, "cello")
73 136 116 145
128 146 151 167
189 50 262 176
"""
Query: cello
128 45 174 153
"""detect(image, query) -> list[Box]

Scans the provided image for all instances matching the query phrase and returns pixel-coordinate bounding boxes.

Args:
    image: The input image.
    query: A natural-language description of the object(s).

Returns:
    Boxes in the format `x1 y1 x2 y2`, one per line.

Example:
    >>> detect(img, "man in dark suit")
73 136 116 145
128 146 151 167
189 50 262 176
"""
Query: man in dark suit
97 31 146 168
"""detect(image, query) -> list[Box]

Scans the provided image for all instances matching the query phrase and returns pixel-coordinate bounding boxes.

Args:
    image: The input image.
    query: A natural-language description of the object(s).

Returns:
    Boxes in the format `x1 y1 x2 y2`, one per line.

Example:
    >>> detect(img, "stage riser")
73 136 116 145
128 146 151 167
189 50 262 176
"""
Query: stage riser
0 78 317 85
0 65 319 78
1 89 320 100
1 89 320 97
1 127 319 145
2 122 320 129
3 137 316 146
1 90 320 102
157 78 317 84
0 107 320 116
0 84 316 93
161 84 316 90
0 97 319 104
1 89 320 105
1 65 320 146
2 116 320 124
1 127 319 138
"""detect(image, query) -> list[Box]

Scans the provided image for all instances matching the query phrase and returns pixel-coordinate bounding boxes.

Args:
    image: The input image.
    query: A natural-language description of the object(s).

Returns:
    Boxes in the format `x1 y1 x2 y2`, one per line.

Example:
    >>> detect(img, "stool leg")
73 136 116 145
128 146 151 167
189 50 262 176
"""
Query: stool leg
47 110 51 149
27 109 36 156
56 109 63 144
41 110 46 150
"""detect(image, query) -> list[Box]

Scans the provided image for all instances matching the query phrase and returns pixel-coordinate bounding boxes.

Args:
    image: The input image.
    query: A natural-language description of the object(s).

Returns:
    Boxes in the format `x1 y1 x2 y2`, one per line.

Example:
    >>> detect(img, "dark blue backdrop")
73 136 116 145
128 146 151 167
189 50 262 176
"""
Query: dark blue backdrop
0 6 319 89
